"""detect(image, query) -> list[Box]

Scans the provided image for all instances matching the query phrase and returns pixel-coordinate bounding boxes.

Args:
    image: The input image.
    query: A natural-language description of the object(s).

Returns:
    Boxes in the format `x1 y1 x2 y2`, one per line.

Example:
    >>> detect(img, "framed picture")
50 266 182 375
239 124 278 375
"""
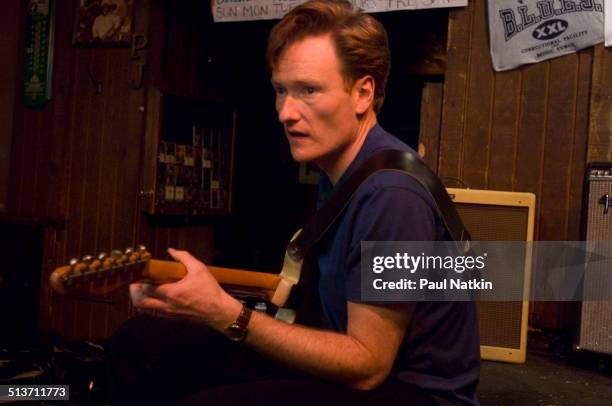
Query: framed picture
73 0 134 46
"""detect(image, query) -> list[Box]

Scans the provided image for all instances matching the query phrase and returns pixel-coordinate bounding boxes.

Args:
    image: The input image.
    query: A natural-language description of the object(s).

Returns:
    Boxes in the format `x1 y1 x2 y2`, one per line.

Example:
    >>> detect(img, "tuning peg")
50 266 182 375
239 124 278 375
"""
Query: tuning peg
125 247 134 256
94 253 108 277
65 258 79 285
138 245 147 252
81 255 93 265
110 250 123 260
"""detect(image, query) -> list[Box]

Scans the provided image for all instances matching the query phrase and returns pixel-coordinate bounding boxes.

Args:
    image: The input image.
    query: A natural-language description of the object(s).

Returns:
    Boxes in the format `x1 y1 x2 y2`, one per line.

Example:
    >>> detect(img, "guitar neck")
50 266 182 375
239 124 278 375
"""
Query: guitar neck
50 237 303 309
146 260 281 291
50 256 282 300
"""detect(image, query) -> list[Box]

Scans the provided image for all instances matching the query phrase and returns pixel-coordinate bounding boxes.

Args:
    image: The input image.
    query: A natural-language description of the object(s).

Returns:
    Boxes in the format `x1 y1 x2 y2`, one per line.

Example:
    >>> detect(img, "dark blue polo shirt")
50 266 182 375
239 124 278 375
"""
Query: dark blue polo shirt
316 124 480 405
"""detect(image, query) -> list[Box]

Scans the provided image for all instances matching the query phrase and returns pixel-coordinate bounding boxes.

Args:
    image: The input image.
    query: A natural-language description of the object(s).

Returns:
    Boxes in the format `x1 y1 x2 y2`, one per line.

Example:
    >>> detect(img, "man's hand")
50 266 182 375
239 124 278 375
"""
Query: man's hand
130 249 412 390
130 248 242 330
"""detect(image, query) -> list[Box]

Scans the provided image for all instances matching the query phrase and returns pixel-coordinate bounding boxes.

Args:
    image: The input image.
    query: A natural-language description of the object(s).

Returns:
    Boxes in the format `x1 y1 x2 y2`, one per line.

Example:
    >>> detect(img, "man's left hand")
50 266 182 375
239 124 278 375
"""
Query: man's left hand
130 248 242 330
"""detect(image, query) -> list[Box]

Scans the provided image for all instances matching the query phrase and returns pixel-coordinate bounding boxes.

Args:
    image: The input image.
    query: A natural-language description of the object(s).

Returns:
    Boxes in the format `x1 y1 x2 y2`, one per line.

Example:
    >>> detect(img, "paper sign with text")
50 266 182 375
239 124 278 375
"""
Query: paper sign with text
488 0 604 71
212 0 467 23
605 0 612 46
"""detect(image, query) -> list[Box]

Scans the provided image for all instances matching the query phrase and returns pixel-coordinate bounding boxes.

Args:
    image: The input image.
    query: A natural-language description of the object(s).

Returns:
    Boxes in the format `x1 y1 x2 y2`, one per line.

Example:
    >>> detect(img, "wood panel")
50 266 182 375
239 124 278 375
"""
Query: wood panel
488 69 521 191
419 82 443 171
588 45 612 162
0 0 21 212
158 0 206 98
5 0 219 341
438 0 474 178
460 0 492 190
440 0 593 329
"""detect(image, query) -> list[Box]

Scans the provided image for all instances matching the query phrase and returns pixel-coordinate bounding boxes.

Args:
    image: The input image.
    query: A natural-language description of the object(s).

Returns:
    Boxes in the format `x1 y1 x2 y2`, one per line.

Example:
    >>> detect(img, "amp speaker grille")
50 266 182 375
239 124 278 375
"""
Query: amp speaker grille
578 165 612 355
447 188 536 363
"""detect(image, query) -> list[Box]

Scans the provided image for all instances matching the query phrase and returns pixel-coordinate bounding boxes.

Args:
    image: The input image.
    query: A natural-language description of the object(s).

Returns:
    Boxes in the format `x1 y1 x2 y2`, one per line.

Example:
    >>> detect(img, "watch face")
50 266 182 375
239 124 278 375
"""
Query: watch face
226 323 246 342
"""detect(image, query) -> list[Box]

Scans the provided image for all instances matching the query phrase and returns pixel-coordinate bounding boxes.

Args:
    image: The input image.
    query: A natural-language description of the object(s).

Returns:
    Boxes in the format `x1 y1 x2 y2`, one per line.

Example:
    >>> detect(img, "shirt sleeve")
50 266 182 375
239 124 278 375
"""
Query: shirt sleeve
344 184 440 302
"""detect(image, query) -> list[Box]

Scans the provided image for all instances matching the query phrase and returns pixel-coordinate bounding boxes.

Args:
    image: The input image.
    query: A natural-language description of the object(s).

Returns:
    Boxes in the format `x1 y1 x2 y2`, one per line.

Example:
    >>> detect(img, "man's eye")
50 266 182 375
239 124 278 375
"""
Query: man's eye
305 87 315 95
275 87 286 95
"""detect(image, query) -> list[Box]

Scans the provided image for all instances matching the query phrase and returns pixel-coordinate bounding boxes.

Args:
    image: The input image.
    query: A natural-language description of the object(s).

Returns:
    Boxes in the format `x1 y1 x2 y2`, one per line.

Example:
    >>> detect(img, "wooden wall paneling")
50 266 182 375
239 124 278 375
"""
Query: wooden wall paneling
91 49 127 339
588 45 612 162
185 225 214 263
46 3 81 335
6 0 28 215
97 52 124 256
459 0 493 190
537 49 592 328
0 0 21 211
147 0 166 88
440 1 596 330
566 50 593 240
161 7 182 93
6 96 25 213
418 82 443 172
66 47 103 340
521 58 559 329
170 15 187 93
190 26 202 96
103 0 152 336
553 50 591 330
7 0 229 340
38 227 58 332
7 0 74 220
136 216 157 258
513 62 548 211
533 55 582 330
159 3 203 98
46 1 77 222
8 87 41 215
4 0 154 340
538 55 580 242
105 70 148 335
52 296 68 340
175 14 190 94
54 47 95 339
199 226 215 263
30 113 45 214
438 2 474 178
488 70 521 191
181 24 195 94
80 49 108 252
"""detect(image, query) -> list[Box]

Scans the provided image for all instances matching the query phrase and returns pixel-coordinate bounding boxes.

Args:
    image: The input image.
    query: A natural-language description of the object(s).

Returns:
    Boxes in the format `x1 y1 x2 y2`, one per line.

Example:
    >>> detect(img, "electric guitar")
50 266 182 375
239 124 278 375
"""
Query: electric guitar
50 234 303 322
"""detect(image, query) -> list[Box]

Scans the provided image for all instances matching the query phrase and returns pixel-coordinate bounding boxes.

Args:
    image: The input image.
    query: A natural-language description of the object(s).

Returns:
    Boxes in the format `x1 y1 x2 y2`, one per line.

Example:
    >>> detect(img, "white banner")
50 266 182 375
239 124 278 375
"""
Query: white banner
606 0 612 46
212 0 467 23
488 0 604 71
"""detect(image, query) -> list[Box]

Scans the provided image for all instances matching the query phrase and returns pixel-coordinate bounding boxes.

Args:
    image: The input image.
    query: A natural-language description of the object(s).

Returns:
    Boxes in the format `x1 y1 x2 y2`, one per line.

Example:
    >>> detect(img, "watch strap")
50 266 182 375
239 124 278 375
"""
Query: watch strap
234 305 253 330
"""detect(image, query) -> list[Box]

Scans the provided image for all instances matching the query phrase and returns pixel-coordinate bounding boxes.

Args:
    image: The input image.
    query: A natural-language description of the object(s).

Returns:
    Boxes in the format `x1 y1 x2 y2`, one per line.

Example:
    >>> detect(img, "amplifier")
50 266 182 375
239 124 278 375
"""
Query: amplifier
447 188 536 363
577 163 612 355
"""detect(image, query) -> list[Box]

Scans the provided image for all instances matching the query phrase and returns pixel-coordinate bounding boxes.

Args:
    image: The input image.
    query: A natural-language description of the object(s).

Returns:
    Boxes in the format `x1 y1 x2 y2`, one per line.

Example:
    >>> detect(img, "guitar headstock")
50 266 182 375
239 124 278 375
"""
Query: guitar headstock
50 246 152 295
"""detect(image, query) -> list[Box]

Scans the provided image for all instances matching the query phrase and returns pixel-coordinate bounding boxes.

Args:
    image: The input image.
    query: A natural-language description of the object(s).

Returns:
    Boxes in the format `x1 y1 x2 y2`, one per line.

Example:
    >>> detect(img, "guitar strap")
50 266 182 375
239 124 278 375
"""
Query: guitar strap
287 149 472 261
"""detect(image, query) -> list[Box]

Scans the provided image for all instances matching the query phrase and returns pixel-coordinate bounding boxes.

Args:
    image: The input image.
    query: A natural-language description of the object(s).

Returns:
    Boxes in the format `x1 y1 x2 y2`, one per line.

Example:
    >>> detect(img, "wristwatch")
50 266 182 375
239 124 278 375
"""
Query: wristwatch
226 305 253 342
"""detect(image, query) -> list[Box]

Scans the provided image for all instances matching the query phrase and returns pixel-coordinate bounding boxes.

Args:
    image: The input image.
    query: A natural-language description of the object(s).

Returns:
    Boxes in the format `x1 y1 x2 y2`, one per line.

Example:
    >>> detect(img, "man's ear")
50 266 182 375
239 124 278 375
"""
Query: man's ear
353 75 375 115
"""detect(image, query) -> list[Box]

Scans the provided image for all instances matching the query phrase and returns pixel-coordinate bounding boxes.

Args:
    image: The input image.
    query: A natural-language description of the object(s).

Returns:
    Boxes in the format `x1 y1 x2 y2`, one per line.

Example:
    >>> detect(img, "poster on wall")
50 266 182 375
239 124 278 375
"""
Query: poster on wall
488 0 604 71
605 0 612 46
73 0 135 46
212 0 467 23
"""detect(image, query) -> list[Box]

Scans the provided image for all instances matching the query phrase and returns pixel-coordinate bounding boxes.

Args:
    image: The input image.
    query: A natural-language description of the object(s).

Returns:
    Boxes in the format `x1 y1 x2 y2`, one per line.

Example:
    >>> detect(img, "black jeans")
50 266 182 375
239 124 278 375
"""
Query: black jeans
108 314 437 405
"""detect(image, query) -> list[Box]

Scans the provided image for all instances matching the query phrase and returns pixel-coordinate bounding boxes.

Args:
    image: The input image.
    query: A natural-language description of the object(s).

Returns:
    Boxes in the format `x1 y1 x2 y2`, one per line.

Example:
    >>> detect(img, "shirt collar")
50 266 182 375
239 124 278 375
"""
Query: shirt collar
318 123 385 204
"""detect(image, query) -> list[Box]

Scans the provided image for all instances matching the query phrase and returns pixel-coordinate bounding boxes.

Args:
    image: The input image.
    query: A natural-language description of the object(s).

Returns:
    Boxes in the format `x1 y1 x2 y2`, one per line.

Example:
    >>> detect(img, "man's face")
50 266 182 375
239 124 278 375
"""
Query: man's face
271 35 362 168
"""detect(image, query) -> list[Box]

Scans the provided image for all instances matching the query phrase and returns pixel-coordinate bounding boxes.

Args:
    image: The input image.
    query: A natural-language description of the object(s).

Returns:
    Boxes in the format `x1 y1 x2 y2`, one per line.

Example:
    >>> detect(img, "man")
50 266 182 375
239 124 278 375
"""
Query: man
109 1 480 404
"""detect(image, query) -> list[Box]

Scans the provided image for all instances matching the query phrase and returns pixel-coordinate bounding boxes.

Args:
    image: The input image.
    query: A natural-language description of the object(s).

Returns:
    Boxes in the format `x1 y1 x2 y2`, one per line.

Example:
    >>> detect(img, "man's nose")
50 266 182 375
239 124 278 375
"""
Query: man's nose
277 96 300 123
